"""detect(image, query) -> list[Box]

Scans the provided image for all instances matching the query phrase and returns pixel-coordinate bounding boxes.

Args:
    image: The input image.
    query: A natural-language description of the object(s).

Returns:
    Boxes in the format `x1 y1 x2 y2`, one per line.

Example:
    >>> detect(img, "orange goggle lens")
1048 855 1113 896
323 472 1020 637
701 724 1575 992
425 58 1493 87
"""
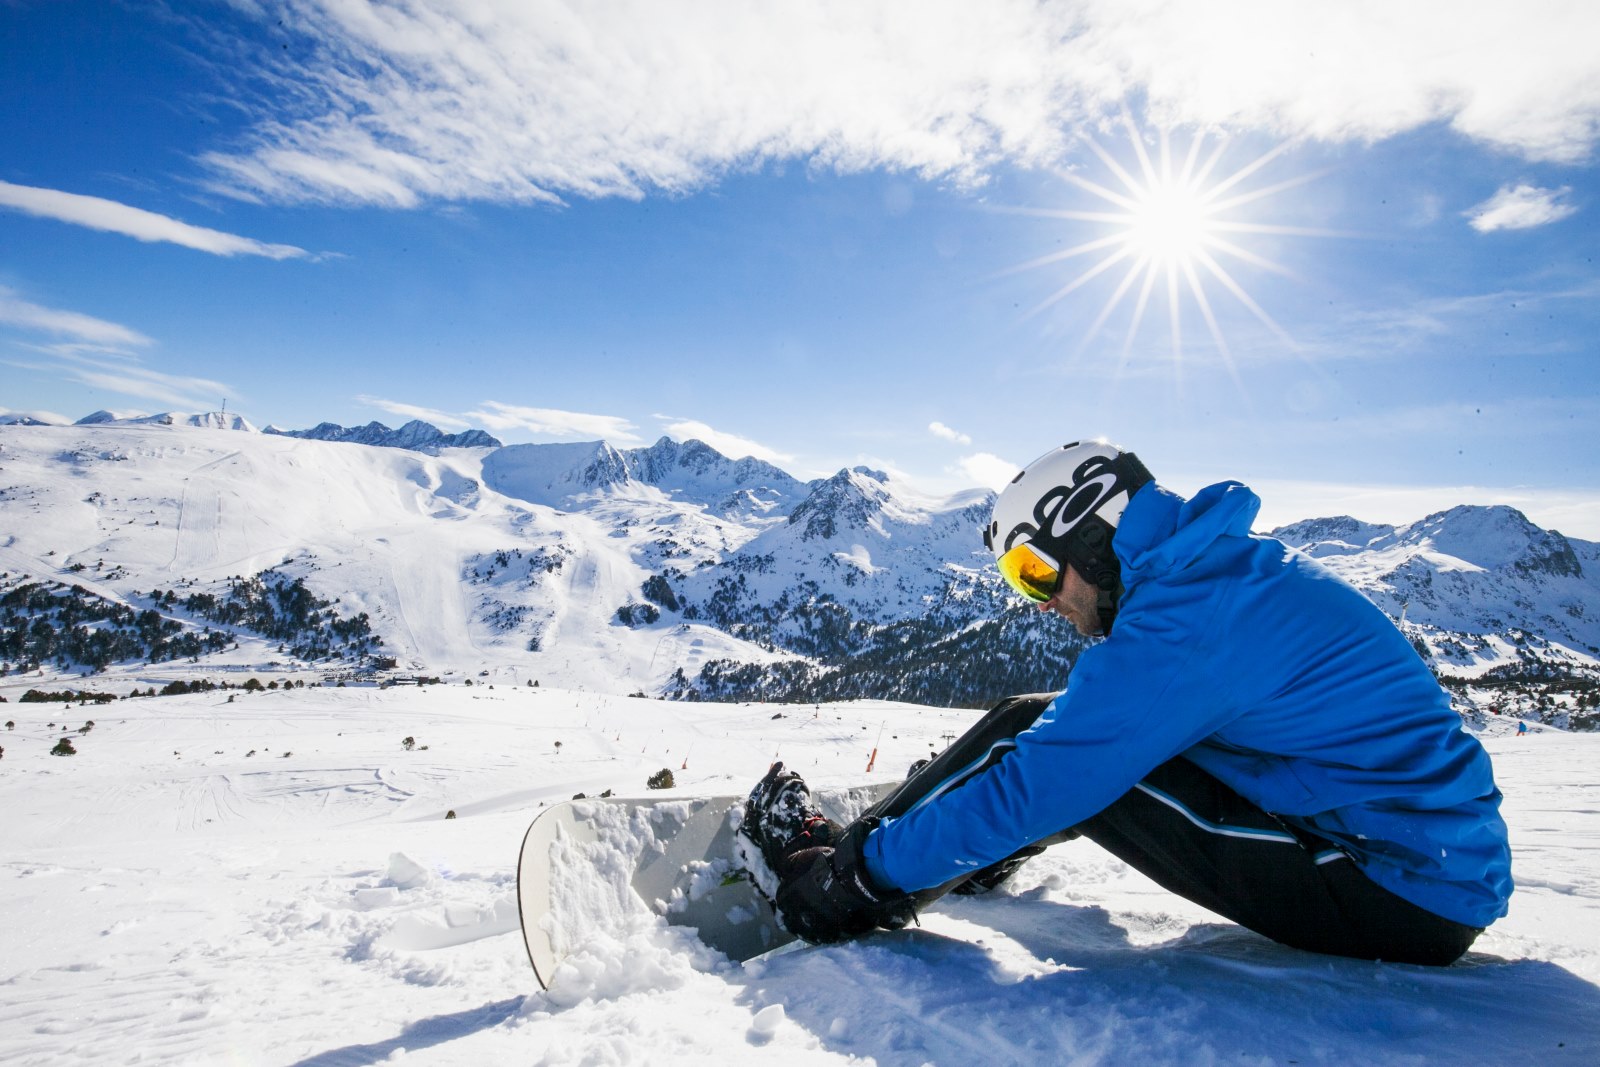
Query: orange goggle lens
996 542 1061 603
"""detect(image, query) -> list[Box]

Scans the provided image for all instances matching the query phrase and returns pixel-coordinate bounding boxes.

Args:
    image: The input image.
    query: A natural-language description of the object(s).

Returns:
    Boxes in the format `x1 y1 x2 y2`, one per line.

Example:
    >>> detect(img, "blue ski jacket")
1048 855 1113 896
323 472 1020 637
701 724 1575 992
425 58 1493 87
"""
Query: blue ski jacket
863 480 1513 929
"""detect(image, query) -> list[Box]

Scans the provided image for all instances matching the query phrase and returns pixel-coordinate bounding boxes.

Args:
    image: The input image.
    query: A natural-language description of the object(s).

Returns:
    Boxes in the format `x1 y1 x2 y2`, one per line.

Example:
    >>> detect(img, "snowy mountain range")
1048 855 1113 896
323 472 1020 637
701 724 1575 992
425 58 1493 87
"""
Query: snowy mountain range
4 409 503 452
1 415 1595 727
267 419 502 452
71 409 261 432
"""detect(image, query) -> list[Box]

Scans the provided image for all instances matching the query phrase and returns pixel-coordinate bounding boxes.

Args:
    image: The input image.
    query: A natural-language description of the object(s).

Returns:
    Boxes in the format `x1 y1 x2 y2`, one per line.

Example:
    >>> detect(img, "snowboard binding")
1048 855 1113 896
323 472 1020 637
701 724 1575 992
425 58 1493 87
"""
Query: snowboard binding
742 761 838 877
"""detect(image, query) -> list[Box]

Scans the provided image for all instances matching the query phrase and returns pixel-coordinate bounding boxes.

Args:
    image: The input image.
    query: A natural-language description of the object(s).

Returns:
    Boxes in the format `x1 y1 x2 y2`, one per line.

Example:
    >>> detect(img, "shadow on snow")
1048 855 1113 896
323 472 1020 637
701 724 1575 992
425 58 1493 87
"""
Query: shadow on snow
285 996 524 1067
742 895 1600 1067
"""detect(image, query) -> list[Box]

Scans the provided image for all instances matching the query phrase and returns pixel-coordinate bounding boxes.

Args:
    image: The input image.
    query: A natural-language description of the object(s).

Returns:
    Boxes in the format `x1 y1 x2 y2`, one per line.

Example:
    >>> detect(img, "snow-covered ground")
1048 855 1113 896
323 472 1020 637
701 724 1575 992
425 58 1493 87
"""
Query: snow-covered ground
1 685 1594 1066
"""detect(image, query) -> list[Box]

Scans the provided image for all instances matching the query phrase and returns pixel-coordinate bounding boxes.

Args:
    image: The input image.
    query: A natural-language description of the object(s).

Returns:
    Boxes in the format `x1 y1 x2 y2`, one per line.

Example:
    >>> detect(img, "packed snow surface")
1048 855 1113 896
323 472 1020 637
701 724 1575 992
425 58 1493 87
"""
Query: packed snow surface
1 685 1595 1065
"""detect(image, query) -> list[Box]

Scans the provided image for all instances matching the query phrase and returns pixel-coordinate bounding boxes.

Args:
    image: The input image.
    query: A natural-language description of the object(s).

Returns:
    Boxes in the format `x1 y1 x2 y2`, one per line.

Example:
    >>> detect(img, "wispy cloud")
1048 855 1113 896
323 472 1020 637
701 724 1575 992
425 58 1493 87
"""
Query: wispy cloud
956 452 1020 491
469 401 645 445
929 421 973 445
1466 183 1578 233
6 349 235 411
355 396 651 444
357 395 473 431
656 417 792 464
0 406 72 426
199 1 1600 208
0 180 312 259
0 286 151 348
1 285 233 411
1157 279 1600 371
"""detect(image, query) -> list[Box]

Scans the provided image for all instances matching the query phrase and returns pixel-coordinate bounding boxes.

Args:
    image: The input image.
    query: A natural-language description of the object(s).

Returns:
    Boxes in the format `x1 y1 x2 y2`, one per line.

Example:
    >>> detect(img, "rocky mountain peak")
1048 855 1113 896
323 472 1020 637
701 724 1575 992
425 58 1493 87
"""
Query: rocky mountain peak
265 419 502 452
1270 515 1396 557
573 441 631 489
626 437 799 486
616 437 807 518
787 467 892 541
1400 504 1582 578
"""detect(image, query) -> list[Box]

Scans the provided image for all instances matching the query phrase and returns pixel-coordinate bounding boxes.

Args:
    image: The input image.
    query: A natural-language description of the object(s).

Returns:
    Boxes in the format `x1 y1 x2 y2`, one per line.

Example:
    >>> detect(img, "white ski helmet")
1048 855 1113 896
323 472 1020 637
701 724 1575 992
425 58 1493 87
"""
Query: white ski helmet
982 441 1153 632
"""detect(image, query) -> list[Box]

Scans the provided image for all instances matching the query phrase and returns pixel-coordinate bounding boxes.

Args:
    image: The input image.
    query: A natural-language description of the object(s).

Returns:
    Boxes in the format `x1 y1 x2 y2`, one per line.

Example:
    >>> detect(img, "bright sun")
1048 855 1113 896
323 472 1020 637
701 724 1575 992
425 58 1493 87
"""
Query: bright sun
1010 111 1326 365
1126 181 1214 265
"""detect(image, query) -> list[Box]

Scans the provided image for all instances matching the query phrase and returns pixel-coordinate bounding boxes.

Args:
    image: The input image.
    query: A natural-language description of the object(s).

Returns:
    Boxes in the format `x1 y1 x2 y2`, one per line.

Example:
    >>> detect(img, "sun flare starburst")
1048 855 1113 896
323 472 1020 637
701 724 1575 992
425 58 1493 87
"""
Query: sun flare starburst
1008 113 1329 368
1125 180 1214 265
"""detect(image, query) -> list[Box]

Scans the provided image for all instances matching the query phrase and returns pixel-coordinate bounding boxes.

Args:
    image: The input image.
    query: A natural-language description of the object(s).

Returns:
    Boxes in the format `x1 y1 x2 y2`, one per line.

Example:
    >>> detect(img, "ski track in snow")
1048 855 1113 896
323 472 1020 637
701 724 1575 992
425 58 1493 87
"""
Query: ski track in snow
0 686 1596 1065
167 453 231 576
383 530 478 669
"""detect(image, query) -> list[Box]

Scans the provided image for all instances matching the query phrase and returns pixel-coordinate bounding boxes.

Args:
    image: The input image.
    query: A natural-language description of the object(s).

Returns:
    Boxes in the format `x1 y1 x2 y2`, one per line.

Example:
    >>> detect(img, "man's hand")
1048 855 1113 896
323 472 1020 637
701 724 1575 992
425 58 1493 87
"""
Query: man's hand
773 819 917 944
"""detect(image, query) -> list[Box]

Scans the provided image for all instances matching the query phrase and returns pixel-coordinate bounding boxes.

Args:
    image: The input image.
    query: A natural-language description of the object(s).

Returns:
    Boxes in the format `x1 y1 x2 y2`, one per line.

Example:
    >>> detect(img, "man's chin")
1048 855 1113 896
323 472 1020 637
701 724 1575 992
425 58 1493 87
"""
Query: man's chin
1051 610 1091 636
1061 611 1095 636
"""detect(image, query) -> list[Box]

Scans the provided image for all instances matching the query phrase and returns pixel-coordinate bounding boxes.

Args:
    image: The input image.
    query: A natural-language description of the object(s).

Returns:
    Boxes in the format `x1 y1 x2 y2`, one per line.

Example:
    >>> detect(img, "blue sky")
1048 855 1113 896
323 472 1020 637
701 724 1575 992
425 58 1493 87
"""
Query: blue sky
3 1 1598 535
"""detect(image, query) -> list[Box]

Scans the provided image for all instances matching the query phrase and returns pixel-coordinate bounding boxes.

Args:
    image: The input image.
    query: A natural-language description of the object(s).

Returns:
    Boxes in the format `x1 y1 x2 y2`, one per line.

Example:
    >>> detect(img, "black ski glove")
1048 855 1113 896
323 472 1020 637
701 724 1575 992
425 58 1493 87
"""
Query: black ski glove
773 818 917 944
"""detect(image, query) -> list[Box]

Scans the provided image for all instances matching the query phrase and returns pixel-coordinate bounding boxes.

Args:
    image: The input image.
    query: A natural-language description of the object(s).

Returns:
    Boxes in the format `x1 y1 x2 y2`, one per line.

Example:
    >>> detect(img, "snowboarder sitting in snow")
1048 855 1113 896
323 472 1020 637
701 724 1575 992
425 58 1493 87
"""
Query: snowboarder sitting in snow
745 441 1512 966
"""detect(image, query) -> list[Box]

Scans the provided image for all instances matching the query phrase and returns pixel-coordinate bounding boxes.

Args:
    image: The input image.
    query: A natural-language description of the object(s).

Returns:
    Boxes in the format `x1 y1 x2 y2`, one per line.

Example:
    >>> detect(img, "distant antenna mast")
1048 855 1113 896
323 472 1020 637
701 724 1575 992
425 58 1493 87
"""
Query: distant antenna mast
221 398 227 416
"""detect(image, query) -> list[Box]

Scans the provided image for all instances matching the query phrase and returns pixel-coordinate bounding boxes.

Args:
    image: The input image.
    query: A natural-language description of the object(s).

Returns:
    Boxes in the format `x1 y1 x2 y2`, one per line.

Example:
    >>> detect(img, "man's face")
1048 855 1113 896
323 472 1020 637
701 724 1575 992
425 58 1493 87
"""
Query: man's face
1040 562 1101 637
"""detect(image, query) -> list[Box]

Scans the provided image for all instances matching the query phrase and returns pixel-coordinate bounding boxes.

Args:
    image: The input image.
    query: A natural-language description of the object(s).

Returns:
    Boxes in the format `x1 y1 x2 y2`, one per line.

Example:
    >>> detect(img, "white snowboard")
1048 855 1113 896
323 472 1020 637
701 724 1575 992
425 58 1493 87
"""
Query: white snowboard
516 783 897 990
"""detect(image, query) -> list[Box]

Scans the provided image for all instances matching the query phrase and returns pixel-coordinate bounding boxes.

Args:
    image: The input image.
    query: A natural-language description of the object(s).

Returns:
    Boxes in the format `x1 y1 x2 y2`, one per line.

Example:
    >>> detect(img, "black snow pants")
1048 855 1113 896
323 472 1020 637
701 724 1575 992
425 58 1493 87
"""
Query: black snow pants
863 693 1482 966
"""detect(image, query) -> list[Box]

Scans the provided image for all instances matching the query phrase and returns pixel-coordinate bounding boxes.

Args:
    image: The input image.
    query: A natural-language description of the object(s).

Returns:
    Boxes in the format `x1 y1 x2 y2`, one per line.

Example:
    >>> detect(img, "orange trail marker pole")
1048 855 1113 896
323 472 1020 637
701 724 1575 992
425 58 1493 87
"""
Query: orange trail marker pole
865 722 884 773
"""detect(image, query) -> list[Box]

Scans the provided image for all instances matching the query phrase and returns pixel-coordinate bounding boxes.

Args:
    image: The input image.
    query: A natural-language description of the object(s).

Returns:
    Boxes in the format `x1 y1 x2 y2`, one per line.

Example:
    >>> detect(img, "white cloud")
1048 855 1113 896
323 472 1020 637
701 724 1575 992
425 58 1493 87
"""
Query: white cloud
354 396 650 442
658 418 793 464
1078 1 1600 163
0 286 151 348
6 349 235 411
956 452 1021 491
200 1 1600 208
851 455 917 483
0 180 312 259
1466 183 1578 232
0 407 72 426
929 421 973 445
469 401 645 445
357 395 473 430
0 286 232 412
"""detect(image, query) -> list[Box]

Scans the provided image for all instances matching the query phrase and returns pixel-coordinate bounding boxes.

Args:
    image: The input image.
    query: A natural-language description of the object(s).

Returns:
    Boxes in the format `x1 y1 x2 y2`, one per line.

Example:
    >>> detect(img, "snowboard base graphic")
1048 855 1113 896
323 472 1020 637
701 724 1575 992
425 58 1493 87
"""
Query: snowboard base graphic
516 782 896 990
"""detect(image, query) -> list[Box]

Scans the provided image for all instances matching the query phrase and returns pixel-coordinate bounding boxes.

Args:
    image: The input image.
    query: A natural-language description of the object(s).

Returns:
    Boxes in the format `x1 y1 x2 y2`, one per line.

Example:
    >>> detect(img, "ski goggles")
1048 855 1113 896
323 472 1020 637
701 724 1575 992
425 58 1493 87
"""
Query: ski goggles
995 541 1062 604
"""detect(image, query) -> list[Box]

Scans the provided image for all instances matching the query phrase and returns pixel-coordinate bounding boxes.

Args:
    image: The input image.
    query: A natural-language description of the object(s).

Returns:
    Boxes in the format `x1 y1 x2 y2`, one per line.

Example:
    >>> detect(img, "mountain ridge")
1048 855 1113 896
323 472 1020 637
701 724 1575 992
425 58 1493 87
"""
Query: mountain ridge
267 418 501 452
1 418 1595 728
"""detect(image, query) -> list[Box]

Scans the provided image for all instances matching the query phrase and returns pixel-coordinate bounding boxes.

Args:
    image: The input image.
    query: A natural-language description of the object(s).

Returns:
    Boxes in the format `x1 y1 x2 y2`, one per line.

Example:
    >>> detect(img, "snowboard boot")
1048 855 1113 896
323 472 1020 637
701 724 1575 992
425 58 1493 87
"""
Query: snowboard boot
743 761 838 878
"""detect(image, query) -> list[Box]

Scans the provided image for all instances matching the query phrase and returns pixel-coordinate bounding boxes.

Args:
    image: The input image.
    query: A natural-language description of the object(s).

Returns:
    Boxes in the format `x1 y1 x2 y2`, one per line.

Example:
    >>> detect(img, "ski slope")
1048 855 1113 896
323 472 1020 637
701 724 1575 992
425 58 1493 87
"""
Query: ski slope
1 685 1594 1066
0 423 790 694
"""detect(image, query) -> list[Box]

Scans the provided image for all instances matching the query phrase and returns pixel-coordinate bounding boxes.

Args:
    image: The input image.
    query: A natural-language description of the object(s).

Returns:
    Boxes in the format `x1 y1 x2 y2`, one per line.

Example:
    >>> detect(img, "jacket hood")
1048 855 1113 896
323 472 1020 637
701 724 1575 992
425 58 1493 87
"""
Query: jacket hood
1116 480 1262 584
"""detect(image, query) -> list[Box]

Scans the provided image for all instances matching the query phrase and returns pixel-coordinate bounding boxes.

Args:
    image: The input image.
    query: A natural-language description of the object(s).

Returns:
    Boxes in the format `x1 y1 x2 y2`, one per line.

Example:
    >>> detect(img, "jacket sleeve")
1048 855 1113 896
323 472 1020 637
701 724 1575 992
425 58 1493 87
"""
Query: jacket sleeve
863 578 1241 893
